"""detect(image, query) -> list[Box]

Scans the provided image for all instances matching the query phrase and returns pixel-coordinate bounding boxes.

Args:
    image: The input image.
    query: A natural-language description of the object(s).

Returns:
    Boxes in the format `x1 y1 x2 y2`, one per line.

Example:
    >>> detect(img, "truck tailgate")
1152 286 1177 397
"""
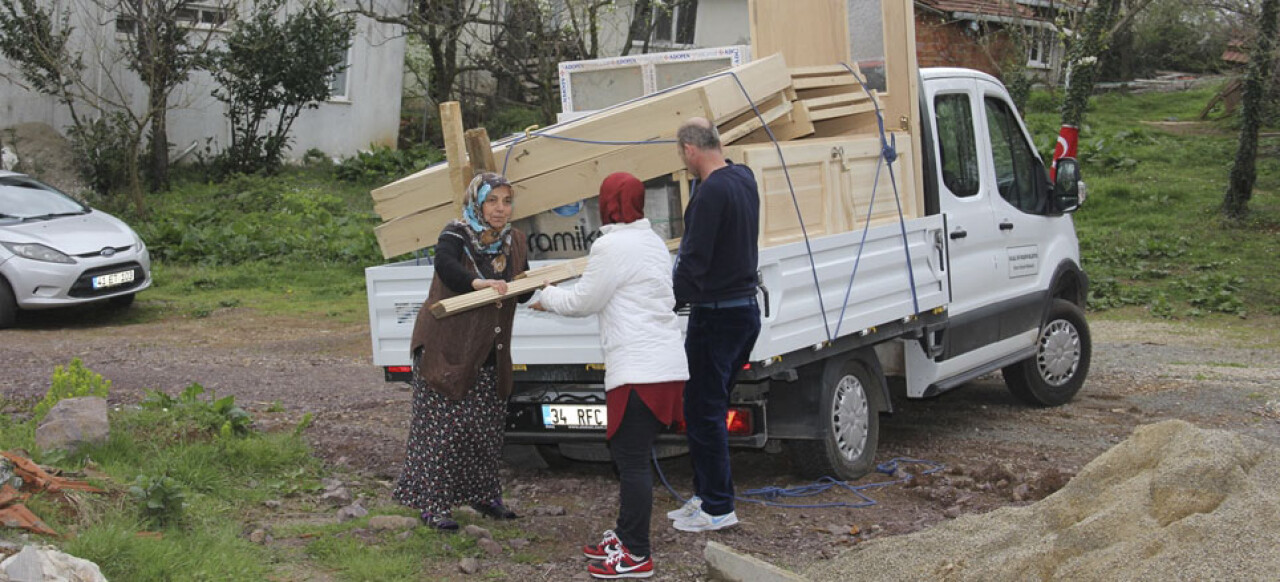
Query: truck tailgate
366 214 947 368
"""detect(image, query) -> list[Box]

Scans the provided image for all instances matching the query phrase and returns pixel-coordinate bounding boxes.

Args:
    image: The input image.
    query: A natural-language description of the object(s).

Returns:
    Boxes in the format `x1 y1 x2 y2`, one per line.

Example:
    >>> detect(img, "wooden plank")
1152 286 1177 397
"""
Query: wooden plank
749 0 849 68
793 74 858 91
440 102 470 216
718 93 793 145
371 163 452 223
735 100 816 145
808 100 877 122
789 64 855 77
881 0 924 204
430 238 682 318
675 170 691 212
465 128 497 173
801 92 870 111
372 55 791 228
376 139 688 258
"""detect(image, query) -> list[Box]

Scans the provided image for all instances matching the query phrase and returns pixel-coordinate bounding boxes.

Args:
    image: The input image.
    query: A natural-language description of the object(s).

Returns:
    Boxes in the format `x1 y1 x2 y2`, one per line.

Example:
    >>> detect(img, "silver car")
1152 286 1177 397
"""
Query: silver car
0 170 151 328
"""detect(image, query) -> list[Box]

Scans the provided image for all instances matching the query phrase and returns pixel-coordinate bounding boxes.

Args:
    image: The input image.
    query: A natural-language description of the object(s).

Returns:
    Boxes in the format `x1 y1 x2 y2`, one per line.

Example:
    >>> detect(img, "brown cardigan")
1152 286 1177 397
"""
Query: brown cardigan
409 229 528 401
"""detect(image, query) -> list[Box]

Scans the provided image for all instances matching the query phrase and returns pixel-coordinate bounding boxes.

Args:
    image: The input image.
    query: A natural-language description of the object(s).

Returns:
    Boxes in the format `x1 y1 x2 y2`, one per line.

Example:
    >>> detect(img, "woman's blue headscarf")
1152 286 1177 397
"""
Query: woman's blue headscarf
460 172 512 254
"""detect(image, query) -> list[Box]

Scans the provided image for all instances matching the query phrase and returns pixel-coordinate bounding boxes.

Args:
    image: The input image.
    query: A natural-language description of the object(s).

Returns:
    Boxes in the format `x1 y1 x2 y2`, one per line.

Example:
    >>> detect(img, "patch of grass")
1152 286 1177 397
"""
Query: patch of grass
302 520 468 582
1025 83 1280 323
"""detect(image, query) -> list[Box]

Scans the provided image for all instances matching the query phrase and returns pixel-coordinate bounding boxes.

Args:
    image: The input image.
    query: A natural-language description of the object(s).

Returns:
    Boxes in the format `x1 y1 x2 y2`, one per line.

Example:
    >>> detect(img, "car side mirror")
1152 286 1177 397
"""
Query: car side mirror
1053 158 1084 213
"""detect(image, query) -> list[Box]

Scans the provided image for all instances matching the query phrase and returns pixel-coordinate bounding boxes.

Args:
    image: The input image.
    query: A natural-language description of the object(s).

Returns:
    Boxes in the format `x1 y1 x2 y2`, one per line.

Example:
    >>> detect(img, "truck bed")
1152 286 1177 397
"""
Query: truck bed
365 214 949 370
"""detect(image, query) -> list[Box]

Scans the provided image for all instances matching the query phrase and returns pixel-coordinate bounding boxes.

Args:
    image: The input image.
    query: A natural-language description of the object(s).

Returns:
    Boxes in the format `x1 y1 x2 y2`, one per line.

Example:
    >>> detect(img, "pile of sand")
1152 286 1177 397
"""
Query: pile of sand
805 420 1280 581
0 122 87 195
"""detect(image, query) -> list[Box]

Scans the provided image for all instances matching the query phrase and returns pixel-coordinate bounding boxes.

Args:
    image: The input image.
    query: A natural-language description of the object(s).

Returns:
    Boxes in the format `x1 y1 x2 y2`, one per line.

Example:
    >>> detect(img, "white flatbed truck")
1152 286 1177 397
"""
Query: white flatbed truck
366 68 1090 479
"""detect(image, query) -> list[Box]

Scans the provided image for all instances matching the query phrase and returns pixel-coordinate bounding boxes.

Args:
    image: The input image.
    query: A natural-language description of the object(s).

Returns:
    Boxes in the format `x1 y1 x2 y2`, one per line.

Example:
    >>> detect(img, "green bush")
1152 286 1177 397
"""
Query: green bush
335 143 443 183
132 173 382 266
129 474 187 528
140 383 253 438
33 358 111 422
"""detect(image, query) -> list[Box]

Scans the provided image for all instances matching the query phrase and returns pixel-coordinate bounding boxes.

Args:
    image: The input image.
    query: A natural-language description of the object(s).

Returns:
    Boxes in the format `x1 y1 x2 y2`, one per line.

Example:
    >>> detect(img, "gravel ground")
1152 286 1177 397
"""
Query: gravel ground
2 308 1278 581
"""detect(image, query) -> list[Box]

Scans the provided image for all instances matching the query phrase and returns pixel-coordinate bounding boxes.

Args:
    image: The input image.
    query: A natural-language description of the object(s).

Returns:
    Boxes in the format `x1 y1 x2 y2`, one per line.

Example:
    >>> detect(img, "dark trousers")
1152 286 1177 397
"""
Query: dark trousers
683 304 761 517
609 391 662 558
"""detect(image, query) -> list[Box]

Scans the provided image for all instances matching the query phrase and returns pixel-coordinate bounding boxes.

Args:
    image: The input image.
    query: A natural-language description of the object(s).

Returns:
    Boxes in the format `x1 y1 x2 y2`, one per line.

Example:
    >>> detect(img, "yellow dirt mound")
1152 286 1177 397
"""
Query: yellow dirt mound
804 420 1280 581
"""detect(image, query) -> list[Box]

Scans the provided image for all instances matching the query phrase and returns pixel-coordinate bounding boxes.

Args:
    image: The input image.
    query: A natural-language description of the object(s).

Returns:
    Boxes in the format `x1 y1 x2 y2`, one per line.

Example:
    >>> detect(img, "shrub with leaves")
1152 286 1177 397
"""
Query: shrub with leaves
34 358 111 422
335 144 442 183
129 474 187 527
141 383 253 437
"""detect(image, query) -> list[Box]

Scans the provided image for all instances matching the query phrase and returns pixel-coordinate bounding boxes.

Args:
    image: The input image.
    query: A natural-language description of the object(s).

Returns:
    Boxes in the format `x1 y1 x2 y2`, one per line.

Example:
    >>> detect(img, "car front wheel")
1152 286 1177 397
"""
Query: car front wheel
1002 298 1091 406
0 278 16 328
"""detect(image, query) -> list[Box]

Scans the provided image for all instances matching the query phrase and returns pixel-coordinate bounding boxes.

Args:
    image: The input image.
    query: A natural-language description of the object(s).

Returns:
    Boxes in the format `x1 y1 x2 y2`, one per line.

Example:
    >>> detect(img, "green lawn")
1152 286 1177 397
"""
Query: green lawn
1024 84 1280 322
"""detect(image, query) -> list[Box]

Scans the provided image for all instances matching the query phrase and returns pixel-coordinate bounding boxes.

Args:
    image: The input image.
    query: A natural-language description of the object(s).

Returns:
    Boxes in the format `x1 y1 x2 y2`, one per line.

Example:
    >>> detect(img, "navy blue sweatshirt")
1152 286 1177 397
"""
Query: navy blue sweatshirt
673 162 760 304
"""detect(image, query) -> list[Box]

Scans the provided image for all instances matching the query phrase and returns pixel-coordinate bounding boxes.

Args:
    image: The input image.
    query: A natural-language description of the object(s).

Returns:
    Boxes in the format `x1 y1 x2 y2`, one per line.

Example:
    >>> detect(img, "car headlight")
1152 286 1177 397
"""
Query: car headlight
1 241 76 264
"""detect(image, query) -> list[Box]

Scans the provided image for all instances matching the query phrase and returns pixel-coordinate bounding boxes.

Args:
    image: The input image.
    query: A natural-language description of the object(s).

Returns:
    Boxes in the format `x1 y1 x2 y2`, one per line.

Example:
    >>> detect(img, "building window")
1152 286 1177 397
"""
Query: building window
328 47 351 101
1025 27 1052 69
115 5 230 34
636 0 698 48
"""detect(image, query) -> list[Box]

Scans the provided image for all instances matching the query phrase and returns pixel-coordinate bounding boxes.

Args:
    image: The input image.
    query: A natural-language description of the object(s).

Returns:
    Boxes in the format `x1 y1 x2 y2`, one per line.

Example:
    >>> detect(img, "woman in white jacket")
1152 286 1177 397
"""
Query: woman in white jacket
532 172 688 580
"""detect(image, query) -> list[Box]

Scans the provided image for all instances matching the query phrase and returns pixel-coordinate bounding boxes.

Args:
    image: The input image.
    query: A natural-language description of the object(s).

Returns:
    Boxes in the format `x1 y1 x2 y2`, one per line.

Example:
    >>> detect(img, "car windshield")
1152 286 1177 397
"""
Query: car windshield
0 176 90 222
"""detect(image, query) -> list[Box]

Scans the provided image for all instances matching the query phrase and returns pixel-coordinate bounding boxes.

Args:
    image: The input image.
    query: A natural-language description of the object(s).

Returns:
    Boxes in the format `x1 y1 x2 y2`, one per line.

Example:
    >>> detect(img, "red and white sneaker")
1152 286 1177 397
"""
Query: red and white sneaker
588 545 652 579
583 529 621 559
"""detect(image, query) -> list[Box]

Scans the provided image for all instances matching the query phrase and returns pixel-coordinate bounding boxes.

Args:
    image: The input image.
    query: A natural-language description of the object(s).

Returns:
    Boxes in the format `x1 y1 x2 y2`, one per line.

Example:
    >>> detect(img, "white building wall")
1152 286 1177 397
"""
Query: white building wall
0 0 405 160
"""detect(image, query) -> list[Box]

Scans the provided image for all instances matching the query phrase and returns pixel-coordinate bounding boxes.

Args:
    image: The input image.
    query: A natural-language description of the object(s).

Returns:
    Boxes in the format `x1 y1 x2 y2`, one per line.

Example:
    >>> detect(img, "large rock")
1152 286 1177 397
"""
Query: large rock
35 397 109 453
804 420 1280 582
0 545 107 582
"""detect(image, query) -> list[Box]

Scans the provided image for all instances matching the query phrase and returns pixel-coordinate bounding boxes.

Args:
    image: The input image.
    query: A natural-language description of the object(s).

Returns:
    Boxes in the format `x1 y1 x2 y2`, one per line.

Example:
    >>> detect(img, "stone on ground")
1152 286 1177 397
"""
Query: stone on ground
35 397 109 454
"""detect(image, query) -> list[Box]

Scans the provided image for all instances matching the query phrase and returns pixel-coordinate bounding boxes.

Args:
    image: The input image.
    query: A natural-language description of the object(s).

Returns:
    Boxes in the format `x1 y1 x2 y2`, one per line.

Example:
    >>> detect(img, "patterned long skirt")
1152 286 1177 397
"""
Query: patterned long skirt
392 361 505 515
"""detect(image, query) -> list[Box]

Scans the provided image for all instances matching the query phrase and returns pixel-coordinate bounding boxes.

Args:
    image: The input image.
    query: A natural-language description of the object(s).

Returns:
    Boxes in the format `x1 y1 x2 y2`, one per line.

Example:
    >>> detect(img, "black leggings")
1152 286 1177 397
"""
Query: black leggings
609 390 663 558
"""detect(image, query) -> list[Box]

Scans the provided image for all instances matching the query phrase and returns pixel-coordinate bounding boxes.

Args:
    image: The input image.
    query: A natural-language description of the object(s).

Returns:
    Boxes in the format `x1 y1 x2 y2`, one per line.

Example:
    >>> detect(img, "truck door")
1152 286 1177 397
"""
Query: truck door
976 80 1077 338
925 77 1004 355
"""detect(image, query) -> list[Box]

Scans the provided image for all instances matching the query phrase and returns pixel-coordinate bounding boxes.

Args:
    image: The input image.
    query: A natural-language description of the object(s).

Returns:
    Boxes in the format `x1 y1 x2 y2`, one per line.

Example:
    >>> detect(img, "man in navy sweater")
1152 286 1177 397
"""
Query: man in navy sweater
668 117 762 532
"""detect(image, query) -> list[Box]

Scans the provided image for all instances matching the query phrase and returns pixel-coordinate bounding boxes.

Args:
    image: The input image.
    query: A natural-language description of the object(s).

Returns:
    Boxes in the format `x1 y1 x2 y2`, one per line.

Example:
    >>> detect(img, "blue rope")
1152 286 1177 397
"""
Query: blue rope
838 63 921 317
653 448 944 510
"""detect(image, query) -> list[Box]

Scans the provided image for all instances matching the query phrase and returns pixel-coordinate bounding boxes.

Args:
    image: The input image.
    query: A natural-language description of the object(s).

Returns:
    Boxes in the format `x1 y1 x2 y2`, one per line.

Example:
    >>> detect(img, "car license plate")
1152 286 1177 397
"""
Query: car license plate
92 269 135 289
541 404 606 429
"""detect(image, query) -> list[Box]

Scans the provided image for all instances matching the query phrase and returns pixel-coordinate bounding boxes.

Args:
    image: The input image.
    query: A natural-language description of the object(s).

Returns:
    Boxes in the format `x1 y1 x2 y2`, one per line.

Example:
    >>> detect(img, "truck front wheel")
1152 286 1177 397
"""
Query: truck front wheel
787 357 881 481
1002 298 1091 406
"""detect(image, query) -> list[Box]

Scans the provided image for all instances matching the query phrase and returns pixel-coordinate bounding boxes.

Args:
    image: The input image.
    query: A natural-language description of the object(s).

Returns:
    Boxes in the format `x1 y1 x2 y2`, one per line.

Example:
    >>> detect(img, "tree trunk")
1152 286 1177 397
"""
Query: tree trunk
1223 0 1278 220
1061 0 1124 128
148 88 170 192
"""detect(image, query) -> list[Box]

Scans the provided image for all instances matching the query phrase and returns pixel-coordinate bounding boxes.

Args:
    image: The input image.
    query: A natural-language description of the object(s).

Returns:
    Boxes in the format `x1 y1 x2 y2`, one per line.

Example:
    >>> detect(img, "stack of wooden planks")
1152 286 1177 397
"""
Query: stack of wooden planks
372 53 800 259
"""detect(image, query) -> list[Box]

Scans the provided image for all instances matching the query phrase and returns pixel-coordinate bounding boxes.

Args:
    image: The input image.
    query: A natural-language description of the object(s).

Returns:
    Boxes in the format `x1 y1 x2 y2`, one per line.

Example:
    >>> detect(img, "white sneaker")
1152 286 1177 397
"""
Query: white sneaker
673 509 738 532
665 496 701 521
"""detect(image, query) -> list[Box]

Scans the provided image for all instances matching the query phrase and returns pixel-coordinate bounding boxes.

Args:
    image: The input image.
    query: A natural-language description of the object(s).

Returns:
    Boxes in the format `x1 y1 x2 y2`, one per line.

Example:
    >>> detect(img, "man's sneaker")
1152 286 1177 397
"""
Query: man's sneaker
588 545 653 579
673 509 738 532
665 496 701 520
583 529 621 559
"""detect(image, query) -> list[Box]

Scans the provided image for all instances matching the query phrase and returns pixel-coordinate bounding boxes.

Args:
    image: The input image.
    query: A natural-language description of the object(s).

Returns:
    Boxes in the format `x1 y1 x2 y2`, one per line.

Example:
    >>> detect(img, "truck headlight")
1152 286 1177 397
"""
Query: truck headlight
1 241 76 264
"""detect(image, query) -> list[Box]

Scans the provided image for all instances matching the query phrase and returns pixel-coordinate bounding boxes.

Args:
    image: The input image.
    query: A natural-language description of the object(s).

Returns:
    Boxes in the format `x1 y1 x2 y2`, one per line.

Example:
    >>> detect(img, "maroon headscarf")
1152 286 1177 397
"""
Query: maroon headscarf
599 172 645 225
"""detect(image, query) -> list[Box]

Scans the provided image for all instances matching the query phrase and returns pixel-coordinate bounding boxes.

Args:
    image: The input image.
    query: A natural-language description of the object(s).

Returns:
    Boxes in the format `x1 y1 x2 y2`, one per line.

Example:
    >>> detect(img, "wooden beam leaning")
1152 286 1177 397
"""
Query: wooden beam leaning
440 102 470 217
430 239 682 318
465 128 497 173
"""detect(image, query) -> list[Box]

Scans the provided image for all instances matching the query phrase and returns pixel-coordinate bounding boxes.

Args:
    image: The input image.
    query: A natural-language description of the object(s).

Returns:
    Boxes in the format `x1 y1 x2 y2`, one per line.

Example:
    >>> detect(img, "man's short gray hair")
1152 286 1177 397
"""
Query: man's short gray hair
677 120 721 151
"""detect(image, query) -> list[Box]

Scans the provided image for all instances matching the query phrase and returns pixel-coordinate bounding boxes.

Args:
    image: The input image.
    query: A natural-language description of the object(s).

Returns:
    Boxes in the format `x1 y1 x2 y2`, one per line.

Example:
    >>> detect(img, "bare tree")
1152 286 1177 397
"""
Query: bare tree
1223 0 1278 219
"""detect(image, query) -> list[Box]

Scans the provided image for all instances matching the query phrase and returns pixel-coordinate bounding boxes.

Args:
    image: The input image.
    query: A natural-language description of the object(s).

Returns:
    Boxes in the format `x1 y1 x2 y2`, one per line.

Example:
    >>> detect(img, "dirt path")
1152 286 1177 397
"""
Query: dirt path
3 309 1278 580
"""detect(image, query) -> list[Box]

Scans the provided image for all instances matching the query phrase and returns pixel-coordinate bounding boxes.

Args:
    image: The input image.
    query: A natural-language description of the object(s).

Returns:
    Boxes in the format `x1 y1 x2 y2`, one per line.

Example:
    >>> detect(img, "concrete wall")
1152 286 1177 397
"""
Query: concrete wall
0 0 405 161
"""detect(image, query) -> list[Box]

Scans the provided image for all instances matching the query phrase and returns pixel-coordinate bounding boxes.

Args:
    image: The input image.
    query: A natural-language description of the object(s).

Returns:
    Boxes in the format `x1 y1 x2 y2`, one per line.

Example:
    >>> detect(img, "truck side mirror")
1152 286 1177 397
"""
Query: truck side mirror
1053 158 1084 213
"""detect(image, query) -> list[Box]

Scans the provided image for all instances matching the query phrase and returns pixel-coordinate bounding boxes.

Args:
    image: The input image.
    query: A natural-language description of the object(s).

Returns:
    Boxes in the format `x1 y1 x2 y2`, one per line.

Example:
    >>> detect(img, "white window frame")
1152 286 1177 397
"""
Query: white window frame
116 4 231 34
328 46 352 103
1024 26 1052 70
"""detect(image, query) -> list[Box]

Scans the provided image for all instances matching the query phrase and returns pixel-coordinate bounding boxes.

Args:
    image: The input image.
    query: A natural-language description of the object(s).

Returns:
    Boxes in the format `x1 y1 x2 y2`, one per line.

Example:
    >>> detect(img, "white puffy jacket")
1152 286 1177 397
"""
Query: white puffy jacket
537 219 689 390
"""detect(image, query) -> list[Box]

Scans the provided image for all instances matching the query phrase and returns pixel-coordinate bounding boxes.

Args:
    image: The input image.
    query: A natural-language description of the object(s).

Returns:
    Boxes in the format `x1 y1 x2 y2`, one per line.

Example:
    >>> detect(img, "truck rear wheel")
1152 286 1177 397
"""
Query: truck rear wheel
787 357 881 481
1002 298 1091 406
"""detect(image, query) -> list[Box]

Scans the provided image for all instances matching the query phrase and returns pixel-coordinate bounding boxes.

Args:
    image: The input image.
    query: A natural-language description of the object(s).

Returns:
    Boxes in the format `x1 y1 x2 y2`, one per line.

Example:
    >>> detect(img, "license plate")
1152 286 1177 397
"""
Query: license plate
92 269 135 289
541 404 607 429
